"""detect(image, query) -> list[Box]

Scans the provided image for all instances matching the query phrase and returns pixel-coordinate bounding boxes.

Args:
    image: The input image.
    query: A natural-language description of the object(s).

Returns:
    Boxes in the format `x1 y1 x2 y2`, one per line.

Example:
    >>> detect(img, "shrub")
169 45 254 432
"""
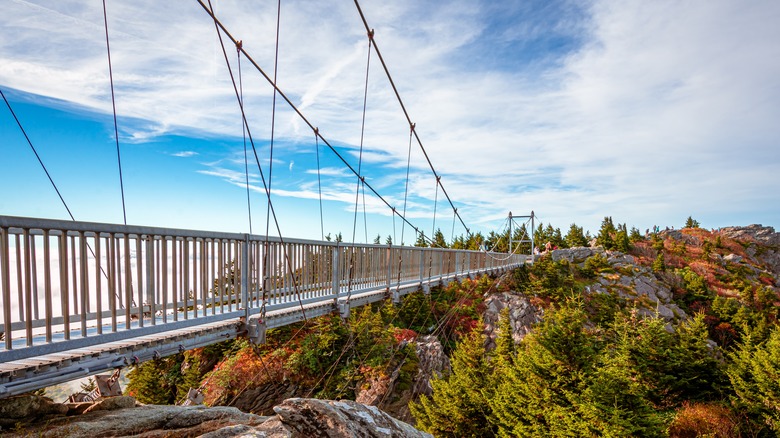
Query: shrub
668 402 738 437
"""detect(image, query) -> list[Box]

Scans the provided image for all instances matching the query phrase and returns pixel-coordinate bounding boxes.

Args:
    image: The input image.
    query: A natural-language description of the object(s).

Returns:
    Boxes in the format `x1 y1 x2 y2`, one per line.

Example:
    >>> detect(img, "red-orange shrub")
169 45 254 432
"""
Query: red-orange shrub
668 402 738 437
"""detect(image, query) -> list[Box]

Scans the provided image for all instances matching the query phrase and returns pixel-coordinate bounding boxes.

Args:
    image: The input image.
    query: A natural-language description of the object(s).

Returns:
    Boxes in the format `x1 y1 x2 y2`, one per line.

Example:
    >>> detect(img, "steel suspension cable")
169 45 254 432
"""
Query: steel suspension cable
101 0 127 225
431 176 440 247
195 0 429 245
346 29 374 308
264 0 282 241
2 89 75 221
399 124 414 246
204 0 309 326
2 88 122 305
351 29 372 246
238 42 253 234
314 128 325 241
352 0 471 238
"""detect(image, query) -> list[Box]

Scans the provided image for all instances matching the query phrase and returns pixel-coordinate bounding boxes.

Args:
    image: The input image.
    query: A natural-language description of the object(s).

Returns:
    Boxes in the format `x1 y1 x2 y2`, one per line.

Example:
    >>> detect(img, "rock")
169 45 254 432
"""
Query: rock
483 292 541 349
550 247 604 264
0 394 68 429
24 404 267 437
273 398 432 438
411 335 450 398
81 395 136 414
724 254 743 264
231 381 304 415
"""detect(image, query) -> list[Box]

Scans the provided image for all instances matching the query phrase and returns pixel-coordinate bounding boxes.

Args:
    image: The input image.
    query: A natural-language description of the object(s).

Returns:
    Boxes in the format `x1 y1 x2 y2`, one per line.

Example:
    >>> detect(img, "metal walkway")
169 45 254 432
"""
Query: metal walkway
0 215 525 397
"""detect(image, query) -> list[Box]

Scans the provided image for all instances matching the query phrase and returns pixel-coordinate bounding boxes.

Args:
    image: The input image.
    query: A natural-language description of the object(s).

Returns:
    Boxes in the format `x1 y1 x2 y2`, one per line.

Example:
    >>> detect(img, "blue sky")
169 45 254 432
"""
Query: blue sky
2 0 779 243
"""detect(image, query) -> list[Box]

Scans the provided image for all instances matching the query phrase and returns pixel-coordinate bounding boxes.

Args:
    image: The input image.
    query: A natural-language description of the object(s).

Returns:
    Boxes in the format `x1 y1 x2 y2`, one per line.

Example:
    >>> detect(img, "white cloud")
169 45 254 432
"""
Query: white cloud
2 0 779 237
171 151 198 158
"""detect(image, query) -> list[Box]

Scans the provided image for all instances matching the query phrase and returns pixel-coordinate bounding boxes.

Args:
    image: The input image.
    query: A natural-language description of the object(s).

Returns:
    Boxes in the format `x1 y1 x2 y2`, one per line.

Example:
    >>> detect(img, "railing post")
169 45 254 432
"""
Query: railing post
419 248 425 284
241 234 250 319
331 243 340 303
145 235 155 325
386 245 392 293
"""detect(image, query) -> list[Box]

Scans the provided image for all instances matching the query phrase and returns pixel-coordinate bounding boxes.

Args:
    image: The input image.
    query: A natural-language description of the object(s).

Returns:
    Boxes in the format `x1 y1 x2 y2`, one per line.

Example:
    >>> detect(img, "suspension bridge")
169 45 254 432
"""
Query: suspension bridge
0 1 533 398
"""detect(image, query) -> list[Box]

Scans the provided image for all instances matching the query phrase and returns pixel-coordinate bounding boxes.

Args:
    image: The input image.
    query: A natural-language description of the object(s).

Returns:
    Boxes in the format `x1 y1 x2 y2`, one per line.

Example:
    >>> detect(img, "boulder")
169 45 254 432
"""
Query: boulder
0 394 68 429
272 398 432 438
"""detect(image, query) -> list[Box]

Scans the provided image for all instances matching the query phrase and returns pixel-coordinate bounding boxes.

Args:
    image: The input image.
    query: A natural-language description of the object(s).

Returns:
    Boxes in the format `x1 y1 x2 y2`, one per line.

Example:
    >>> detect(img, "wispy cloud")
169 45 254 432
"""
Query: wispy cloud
171 151 198 158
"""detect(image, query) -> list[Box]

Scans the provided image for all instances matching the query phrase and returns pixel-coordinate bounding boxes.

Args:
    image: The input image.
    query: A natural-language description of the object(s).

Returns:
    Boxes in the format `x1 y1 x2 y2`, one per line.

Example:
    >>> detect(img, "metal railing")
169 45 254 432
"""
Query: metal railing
0 215 525 362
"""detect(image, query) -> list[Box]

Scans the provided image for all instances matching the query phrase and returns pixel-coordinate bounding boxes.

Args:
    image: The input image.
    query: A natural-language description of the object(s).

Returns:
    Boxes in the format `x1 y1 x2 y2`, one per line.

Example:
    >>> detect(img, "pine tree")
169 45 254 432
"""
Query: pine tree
564 223 589 248
728 326 780 432
684 216 700 229
410 323 497 437
490 303 596 436
652 252 665 272
596 217 616 250
432 228 447 248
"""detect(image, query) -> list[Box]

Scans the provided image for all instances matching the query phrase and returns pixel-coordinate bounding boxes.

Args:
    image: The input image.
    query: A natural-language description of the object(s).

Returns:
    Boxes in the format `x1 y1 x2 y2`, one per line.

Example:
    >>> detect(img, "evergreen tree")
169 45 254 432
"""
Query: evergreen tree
728 326 780 432
490 303 597 436
684 216 700 229
596 217 617 250
373 234 381 245
414 231 428 247
652 252 665 272
385 235 393 245
432 228 448 248
410 323 497 437
615 223 630 253
629 226 644 243
564 223 589 248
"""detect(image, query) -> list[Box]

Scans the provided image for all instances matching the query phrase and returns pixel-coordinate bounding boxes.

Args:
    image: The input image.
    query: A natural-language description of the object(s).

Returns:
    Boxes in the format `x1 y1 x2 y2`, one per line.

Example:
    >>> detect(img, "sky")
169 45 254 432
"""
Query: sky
1 0 779 245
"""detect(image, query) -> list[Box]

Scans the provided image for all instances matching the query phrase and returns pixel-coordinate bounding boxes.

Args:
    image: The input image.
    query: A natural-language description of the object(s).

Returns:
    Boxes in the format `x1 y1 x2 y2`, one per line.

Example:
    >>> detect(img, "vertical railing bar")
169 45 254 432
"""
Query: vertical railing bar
145 235 155 326
201 238 207 317
30 234 39 320
241 235 249 318
161 236 168 324
1 228 12 349
183 238 189 320
136 235 144 327
123 234 132 330
78 231 88 338
210 239 215 315
108 235 116 333
254 240 261 307
43 230 53 343
23 230 33 346
70 235 77 321
59 231 70 340
218 238 225 313
95 234 102 335
171 237 178 322
15 234 23 322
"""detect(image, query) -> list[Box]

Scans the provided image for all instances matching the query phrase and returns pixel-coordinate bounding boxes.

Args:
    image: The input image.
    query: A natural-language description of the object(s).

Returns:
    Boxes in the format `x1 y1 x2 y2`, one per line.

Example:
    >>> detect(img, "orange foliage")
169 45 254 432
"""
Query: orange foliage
393 328 417 343
668 402 739 438
202 346 290 405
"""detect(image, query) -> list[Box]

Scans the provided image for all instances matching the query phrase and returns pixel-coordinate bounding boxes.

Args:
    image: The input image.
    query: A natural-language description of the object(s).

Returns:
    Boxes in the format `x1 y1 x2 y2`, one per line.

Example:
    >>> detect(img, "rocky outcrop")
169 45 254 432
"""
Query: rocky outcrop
721 225 780 279
5 395 431 437
352 335 450 424
483 292 542 349
231 381 305 416
410 335 450 397
550 246 604 265
549 248 688 322
0 394 68 430
265 398 432 438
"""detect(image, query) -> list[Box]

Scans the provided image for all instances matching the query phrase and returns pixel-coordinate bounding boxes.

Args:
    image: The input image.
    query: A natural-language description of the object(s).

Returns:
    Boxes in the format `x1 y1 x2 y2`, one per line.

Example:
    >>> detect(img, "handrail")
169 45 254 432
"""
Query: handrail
0 215 525 361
